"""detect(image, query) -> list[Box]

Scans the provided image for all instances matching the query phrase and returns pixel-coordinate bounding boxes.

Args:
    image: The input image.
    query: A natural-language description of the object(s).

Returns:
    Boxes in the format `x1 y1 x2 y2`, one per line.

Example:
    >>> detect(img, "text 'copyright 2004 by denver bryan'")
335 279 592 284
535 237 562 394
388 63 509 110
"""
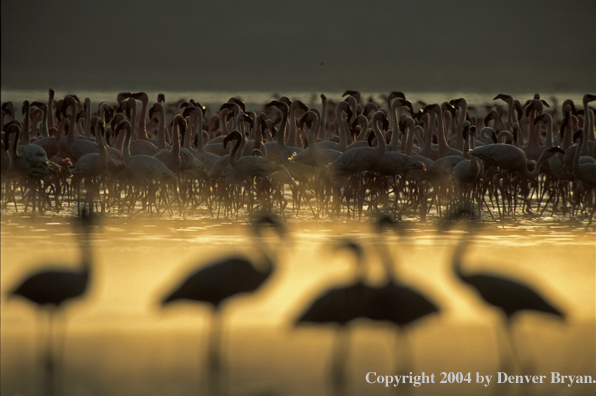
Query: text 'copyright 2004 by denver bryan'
365 372 596 387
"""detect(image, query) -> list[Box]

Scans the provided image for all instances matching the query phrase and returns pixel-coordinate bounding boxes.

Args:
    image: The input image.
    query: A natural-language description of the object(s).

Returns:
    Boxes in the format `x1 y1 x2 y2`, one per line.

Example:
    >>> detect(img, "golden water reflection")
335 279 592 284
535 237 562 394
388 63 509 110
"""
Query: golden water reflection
2 217 595 396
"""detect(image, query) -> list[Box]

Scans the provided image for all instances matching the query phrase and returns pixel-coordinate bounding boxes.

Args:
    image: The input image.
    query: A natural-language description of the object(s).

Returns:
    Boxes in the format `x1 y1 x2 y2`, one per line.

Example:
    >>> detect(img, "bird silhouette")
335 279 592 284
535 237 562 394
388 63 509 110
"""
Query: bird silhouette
368 216 440 377
447 212 564 373
295 239 374 396
8 210 95 396
161 215 284 396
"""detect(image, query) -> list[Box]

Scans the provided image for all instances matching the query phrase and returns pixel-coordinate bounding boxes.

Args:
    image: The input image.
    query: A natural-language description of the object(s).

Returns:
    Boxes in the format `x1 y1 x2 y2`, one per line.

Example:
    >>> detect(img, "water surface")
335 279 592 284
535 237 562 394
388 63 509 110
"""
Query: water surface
1 217 594 396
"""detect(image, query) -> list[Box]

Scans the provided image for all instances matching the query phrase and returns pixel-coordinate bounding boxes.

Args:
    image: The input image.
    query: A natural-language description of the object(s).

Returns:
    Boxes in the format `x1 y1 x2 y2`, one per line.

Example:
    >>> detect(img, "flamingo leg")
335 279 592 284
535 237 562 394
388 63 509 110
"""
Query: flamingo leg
206 308 223 396
330 327 350 396
393 329 414 396
43 308 57 396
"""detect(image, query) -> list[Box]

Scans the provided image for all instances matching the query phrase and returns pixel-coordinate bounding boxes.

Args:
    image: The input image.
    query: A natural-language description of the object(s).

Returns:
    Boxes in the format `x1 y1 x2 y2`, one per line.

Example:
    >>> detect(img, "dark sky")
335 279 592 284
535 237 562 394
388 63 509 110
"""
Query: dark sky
2 0 595 93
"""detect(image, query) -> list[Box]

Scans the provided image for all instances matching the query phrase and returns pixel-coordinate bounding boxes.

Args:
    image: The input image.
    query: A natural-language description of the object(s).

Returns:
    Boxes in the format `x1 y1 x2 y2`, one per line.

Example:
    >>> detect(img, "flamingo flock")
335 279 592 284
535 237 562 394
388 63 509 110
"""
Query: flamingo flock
1 90 594 222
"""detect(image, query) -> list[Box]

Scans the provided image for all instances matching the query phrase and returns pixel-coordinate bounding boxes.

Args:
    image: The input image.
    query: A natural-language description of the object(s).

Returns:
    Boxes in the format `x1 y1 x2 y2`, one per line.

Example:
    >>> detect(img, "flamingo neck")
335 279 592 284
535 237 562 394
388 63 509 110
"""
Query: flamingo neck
40 107 49 138
195 111 206 153
22 104 31 146
288 107 298 147
422 112 435 157
30 113 41 139
138 99 149 140
404 123 416 157
276 106 289 149
321 98 329 142
337 109 348 151
184 116 193 150
84 99 92 139
523 150 550 179
456 102 467 151
48 93 55 129
372 116 386 157
156 105 166 150
172 123 180 155
123 126 132 159
436 109 450 155
228 135 241 169
505 99 513 131
572 131 583 174
544 115 553 148
130 103 138 141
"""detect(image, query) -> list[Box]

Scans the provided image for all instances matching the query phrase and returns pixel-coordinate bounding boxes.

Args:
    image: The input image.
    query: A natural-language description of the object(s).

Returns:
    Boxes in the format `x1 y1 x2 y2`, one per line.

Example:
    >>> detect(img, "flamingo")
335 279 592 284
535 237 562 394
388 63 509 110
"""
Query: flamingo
30 102 62 159
572 129 596 187
328 110 386 178
295 239 374 396
265 100 305 162
71 118 108 212
5 120 50 213
388 97 414 152
8 211 94 396
2 101 16 128
423 103 462 158
419 155 466 221
451 124 482 186
449 97 468 152
470 144 563 179
370 216 440 372
183 105 221 173
534 112 569 180
19 101 52 168
241 112 268 157
315 101 352 152
291 110 341 168
153 115 183 174
449 218 564 373
115 119 175 182
124 97 159 157
161 216 284 396
264 101 313 183
58 96 99 163
1 125 11 178
147 102 168 150
223 130 280 180
129 92 152 142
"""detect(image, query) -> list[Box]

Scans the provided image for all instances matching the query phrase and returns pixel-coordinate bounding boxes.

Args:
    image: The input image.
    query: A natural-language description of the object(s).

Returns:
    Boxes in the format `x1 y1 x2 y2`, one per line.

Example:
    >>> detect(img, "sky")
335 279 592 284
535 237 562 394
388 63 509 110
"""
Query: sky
2 0 595 94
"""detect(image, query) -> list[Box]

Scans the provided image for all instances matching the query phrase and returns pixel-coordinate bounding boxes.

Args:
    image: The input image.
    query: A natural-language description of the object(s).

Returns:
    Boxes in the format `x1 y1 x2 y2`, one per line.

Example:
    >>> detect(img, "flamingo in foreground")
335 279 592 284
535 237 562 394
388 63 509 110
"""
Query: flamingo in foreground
161 216 284 396
447 214 564 373
8 211 94 396
370 216 440 373
295 240 374 396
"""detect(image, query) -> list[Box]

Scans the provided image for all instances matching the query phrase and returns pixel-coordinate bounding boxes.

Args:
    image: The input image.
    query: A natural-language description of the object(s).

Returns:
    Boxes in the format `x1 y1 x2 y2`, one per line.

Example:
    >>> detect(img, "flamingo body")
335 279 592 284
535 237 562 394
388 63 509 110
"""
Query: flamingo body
162 256 272 308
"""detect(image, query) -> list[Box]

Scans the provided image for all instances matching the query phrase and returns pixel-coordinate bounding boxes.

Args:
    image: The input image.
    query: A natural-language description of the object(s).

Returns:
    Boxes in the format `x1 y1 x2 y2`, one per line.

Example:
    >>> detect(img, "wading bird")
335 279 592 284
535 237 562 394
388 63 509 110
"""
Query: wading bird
8 211 95 396
161 216 284 396
448 214 565 373
295 240 374 396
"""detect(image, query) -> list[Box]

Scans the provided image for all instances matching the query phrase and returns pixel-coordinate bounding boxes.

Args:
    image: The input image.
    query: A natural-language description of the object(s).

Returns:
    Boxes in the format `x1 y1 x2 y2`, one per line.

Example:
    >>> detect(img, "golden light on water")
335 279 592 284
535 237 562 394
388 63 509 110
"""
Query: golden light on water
1 217 595 396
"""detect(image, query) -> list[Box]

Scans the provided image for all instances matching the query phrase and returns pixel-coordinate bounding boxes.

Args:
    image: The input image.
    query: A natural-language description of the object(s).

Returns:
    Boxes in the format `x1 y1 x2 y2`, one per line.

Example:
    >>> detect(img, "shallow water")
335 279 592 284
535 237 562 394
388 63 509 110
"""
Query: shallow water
1 215 595 396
